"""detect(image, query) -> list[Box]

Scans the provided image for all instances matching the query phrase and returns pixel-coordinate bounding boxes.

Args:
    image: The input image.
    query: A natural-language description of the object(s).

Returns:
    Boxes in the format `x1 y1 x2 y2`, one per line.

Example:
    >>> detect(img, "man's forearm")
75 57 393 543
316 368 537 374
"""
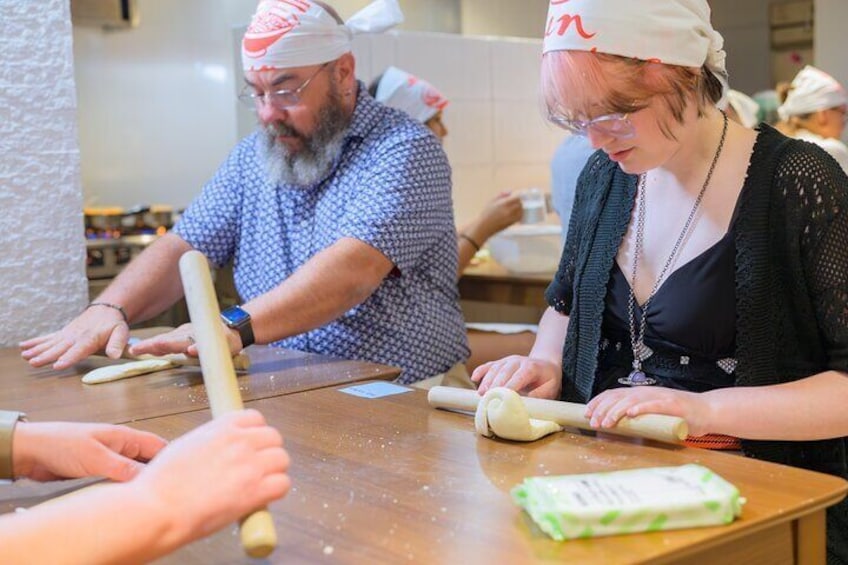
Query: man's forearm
96 233 192 324
244 238 393 345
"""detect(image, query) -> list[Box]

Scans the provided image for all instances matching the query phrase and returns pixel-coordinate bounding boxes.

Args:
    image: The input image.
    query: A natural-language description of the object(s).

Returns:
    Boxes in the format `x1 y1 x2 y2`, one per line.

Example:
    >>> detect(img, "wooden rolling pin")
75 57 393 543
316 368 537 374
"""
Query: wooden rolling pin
428 386 688 445
179 250 277 558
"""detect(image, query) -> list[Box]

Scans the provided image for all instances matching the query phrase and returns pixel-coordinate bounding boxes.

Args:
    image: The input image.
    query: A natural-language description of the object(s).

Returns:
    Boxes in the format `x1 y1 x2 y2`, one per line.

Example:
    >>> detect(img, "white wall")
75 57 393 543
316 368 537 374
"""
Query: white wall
709 0 773 95
73 0 256 209
73 0 461 210
815 0 848 142
814 0 846 75
460 0 548 39
0 0 88 345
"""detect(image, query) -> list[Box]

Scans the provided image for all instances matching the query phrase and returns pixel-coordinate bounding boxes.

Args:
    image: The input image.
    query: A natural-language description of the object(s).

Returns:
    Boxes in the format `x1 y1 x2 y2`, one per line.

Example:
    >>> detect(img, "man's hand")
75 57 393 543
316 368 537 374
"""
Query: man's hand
128 322 243 358
20 306 129 370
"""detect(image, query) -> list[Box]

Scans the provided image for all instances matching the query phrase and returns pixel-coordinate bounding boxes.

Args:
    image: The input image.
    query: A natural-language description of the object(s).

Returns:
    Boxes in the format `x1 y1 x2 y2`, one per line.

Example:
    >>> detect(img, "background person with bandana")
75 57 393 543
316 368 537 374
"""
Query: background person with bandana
369 66 533 376
472 1 848 560
22 0 471 387
776 65 848 175
368 66 524 276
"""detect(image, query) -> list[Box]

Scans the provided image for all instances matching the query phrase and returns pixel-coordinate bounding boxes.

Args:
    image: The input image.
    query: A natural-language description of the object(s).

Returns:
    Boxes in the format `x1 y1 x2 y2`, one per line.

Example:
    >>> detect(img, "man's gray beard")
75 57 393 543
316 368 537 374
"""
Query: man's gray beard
258 85 349 188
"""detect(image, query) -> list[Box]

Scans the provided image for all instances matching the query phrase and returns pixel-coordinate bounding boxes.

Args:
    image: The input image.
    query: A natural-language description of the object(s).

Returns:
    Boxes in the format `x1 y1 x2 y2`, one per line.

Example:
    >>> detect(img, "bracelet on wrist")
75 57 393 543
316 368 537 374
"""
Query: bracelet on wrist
86 302 129 324
459 233 482 252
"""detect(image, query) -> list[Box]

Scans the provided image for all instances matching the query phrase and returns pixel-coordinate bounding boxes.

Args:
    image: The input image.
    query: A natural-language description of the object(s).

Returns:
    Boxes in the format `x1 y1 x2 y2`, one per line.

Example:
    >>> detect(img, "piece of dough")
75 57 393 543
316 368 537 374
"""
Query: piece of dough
475 387 562 442
82 359 176 384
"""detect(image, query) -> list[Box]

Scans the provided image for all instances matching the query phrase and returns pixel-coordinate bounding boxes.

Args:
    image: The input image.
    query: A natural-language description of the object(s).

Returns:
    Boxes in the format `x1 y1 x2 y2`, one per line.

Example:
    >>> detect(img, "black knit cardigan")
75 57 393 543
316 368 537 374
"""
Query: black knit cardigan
546 124 848 562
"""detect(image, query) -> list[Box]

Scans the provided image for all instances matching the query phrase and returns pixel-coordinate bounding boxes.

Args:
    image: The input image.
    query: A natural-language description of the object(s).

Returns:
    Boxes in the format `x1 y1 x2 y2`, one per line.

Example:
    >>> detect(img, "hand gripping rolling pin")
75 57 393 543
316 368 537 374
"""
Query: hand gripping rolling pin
427 386 688 444
179 251 277 558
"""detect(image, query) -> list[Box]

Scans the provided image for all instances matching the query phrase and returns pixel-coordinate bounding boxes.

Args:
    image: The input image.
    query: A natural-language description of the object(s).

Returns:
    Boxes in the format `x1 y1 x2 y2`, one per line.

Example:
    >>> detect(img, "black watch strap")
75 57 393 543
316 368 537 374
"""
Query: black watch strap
220 306 255 349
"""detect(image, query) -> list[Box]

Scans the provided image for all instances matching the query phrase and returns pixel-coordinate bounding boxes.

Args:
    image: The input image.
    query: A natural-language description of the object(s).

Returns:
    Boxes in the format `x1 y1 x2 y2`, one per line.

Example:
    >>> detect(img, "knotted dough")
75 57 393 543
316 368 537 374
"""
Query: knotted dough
475 387 562 441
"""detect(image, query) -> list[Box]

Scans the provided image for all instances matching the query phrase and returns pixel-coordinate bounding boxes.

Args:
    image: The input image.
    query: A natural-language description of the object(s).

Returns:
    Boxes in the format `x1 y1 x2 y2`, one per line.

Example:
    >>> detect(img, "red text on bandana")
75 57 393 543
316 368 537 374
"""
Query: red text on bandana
243 0 311 59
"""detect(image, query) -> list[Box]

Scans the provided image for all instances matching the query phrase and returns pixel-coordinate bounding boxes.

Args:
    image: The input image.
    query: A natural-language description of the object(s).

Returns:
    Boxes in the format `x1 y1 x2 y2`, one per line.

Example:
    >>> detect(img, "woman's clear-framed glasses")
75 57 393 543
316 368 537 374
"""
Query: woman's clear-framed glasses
548 112 635 139
238 63 330 110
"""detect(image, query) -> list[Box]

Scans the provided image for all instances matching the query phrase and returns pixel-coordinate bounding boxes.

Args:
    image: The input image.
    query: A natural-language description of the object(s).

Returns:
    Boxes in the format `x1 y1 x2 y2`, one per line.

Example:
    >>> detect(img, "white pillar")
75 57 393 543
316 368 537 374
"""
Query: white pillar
0 0 88 345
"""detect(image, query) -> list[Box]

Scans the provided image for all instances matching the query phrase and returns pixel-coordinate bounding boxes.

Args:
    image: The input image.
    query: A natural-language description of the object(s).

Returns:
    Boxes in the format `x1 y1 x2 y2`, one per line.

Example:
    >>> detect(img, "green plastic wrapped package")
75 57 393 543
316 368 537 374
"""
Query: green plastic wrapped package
511 464 745 540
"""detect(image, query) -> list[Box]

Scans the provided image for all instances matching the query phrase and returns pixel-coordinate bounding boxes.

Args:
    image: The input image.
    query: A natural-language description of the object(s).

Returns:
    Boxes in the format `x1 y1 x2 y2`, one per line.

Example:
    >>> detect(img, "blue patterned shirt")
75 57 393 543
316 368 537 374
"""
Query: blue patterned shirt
174 85 469 383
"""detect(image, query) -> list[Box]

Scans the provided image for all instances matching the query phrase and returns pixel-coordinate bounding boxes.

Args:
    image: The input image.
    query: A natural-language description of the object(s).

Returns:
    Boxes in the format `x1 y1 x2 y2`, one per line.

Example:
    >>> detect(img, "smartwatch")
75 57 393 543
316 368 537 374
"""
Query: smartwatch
220 305 255 349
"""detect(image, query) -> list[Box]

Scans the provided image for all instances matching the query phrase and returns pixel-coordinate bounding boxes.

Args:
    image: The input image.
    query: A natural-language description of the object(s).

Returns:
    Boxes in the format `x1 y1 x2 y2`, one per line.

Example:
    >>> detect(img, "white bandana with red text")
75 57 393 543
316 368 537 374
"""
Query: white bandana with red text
541 0 728 100
375 67 449 123
242 0 403 71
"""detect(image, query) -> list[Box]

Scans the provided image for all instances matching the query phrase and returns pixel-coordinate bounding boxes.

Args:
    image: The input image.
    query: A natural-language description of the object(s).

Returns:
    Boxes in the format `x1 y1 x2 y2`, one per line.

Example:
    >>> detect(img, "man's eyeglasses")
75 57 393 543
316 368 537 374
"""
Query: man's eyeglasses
238 63 330 110
548 111 635 139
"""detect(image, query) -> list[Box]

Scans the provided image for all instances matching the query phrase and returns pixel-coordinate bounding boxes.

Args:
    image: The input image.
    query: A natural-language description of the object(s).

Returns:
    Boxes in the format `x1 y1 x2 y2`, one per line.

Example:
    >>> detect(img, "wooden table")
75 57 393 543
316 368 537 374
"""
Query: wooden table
459 260 553 308
0 347 399 424
115 386 845 564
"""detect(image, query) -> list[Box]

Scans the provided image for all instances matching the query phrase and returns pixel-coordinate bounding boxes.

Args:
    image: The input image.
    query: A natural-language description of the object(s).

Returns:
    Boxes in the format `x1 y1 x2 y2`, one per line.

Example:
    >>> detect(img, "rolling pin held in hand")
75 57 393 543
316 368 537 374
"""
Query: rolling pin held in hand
179 250 277 558
428 386 688 444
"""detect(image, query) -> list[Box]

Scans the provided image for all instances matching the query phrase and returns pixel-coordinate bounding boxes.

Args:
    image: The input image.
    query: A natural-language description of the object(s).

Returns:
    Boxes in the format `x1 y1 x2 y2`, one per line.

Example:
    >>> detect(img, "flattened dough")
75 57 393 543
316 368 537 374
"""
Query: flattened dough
475 387 562 442
82 359 176 384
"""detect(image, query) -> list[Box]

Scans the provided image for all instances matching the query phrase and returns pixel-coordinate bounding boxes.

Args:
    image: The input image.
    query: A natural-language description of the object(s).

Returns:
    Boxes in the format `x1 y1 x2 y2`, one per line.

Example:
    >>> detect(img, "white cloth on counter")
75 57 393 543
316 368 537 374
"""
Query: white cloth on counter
374 66 448 123
778 65 848 121
541 0 728 103
242 0 403 71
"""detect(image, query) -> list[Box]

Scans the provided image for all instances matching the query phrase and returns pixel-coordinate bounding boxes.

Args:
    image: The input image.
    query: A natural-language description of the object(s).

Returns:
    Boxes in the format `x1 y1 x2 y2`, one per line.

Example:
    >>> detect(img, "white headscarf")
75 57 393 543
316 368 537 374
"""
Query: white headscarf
777 65 848 121
242 0 403 71
374 67 449 123
722 89 760 128
541 0 728 103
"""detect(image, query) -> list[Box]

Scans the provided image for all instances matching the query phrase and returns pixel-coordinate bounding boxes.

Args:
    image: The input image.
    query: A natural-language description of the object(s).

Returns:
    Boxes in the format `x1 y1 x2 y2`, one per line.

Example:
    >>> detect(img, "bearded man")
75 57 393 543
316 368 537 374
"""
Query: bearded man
22 0 470 386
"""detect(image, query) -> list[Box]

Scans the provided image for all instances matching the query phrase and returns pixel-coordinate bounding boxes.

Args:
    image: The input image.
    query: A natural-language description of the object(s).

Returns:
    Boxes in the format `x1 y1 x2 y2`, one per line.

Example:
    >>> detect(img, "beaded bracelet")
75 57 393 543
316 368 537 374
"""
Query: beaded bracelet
459 233 481 252
86 302 129 324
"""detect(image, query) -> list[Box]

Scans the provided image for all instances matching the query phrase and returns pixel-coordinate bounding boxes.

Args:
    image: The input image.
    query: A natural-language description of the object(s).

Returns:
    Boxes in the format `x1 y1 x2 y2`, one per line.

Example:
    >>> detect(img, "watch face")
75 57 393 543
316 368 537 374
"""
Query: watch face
222 306 250 326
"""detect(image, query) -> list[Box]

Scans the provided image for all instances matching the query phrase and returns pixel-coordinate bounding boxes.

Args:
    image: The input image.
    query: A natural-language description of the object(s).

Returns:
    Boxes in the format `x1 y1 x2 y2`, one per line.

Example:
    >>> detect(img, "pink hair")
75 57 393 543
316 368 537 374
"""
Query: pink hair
540 50 722 138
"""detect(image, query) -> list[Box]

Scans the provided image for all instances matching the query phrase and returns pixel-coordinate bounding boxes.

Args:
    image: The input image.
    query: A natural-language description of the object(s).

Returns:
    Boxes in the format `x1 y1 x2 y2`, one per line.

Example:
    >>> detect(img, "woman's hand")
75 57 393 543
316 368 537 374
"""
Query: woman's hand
471 355 562 399
130 410 290 547
12 422 167 482
476 192 524 237
585 387 715 436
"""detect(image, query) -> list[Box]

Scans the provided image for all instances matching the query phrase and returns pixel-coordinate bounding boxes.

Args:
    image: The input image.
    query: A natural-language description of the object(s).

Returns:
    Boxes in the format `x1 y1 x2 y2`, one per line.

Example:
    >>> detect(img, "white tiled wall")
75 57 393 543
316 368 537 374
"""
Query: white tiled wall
331 31 564 226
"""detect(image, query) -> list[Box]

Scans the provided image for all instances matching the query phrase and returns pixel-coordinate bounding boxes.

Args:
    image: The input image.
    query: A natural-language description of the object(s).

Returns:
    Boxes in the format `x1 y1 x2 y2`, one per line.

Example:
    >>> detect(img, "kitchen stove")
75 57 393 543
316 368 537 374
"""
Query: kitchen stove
83 206 189 327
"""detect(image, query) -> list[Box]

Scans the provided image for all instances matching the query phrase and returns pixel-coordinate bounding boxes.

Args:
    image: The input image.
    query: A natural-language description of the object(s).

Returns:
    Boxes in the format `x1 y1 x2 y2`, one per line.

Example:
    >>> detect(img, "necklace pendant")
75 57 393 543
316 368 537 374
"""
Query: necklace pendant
618 369 657 387
634 341 653 362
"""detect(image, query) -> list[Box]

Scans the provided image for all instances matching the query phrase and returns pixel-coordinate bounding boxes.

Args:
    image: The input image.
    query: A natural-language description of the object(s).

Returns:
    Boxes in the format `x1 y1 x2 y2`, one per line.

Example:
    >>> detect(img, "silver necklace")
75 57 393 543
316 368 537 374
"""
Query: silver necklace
619 111 728 386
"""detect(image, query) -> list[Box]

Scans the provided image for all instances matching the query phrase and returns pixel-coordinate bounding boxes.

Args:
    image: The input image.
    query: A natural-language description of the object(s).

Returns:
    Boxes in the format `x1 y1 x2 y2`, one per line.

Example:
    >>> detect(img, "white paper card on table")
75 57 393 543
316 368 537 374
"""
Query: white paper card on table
339 382 413 399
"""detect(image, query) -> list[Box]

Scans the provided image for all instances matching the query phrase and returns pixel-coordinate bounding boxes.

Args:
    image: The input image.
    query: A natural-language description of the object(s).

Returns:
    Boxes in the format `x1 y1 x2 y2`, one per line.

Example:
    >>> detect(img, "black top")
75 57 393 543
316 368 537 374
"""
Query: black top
597 232 737 393
547 125 848 562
